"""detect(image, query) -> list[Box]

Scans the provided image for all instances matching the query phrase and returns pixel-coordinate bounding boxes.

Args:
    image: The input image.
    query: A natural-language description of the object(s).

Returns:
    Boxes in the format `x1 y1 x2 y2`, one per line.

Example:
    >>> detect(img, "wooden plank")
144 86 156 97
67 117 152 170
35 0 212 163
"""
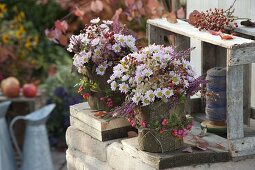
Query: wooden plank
175 34 190 52
202 42 217 73
251 107 255 119
215 47 227 67
226 60 244 140
190 39 202 76
228 43 255 66
147 24 171 45
229 136 255 157
147 19 254 49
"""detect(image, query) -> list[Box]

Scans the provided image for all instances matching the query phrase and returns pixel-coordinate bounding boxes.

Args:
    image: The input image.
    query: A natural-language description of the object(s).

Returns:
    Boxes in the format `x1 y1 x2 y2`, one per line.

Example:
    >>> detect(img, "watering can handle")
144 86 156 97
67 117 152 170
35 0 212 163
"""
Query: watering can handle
9 116 25 158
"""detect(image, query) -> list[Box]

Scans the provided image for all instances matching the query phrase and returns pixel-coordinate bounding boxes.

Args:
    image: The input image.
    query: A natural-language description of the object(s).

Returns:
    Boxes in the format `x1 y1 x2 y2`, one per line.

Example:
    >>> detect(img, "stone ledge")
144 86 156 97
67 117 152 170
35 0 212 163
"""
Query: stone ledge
107 142 155 170
70 116 135 141
66 148 113 170
66 126 122 162
70 102 130 132
121 137 230 169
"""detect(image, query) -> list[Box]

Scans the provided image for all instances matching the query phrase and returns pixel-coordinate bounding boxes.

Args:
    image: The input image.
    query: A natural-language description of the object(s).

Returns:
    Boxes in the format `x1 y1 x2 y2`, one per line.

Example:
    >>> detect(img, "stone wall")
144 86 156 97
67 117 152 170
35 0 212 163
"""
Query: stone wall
66 103 231 170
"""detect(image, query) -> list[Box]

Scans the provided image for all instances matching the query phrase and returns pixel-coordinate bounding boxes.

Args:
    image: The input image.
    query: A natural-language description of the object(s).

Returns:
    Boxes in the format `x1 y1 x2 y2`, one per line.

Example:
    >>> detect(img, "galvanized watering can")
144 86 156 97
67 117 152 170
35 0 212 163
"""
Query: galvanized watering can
9 104 56 170
0 101 17 170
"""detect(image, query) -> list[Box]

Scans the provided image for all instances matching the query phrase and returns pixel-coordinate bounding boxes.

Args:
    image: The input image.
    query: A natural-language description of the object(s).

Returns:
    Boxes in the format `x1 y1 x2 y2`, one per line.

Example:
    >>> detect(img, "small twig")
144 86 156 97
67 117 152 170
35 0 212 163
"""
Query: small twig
224 0 237 13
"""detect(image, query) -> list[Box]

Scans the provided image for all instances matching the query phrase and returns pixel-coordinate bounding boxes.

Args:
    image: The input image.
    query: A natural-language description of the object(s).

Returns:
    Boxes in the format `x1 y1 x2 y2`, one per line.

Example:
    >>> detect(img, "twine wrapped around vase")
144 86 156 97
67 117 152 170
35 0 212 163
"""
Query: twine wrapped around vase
135 101 186 153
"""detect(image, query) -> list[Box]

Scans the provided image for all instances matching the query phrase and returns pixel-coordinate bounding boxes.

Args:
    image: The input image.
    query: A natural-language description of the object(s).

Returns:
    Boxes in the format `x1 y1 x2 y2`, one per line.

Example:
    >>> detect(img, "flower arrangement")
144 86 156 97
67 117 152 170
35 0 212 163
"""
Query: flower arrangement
68 17 137 76
67 17 138 110
109 44 205 138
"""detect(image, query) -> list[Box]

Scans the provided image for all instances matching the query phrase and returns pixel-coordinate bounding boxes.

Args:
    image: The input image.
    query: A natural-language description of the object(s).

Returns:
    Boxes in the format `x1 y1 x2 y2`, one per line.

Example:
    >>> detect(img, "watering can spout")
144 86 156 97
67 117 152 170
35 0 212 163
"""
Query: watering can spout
24 103 56 124
9 104 56 170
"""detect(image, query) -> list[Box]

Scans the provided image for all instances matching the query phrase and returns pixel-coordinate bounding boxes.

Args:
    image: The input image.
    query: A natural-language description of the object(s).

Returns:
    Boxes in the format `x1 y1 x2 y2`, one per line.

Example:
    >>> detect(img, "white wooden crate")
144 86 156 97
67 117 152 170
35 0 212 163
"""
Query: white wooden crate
147 18 255 157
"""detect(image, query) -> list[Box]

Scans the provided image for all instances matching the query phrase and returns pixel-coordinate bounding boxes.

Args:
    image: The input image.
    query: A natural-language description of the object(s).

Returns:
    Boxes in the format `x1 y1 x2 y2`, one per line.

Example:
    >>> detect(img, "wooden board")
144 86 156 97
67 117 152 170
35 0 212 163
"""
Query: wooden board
226 64 244 140
229 136 255 157
147 19 254 49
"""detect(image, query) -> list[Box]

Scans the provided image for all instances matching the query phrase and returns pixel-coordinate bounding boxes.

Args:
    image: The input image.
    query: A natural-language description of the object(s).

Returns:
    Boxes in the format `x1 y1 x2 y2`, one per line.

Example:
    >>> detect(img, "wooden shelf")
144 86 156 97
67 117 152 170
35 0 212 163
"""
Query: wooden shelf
147 18 255 157
147 19 255 49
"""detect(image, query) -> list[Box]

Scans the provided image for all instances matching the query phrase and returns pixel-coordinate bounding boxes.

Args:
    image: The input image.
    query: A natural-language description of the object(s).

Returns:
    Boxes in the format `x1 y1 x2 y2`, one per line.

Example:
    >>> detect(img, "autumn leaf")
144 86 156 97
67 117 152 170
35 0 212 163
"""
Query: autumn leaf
147 0 158 10
45 28 62 43
0 46 15 63
125 0 135 6
193 136 209 151
112 8 123 22
73 6 85 17
90 0 104 13
94 111 107 118
182 146 193 153
219 34 233 40
59 34 68 46
164 12 177 23
128 131 138 138
208 30 221 36
177 7 185 19
54 20 68 33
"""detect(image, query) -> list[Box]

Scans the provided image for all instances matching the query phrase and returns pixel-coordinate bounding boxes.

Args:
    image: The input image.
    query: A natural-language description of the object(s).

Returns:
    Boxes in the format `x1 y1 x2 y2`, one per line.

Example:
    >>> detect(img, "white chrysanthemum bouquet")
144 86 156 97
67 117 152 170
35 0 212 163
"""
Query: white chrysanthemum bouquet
108 44 197 106
108 45 205 137
68 17 137 76
67 18 138 111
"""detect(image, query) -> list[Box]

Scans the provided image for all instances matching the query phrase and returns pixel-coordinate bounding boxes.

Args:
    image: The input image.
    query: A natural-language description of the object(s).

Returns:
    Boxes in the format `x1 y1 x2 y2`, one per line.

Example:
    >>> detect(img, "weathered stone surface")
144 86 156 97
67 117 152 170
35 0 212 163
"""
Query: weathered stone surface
66 126 121 162
66 148 113 170
121 137 230 169
70 116 135 141
107 142 155 170
70 102 130 132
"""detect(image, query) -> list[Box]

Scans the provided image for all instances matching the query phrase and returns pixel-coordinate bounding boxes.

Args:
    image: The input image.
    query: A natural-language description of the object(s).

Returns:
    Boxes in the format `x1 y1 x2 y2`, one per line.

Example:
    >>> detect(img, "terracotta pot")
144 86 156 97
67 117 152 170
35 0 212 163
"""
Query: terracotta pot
136 101 185 153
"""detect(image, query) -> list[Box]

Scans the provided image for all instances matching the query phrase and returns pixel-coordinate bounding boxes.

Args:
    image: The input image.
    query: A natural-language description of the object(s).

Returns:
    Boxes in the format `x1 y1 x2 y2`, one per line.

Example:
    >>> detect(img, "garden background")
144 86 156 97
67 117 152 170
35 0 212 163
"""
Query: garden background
0 0 186 149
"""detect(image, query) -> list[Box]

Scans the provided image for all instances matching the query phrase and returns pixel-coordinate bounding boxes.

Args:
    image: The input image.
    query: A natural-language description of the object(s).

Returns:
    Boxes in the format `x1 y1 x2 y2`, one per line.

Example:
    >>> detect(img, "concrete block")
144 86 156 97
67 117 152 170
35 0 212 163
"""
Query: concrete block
66 149 113 170
66 126 121 162
70 102 130 131
70 116 135 141
121 137 230 169
107 142 155 170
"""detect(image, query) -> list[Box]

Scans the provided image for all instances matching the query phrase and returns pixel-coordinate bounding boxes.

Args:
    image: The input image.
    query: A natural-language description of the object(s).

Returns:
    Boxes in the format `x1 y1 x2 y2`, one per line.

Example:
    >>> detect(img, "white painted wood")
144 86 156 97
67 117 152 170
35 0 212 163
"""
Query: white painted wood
147 19 254 49
226 63 244 140
187 0 255 108
229 136 255 157
190 38 202 77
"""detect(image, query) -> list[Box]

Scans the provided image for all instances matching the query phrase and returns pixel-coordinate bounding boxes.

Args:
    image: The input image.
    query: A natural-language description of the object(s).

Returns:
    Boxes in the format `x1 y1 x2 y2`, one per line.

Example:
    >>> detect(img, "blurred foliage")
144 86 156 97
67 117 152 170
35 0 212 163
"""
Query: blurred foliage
45 0 187 47
0 0 70 84
40 64 83 146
